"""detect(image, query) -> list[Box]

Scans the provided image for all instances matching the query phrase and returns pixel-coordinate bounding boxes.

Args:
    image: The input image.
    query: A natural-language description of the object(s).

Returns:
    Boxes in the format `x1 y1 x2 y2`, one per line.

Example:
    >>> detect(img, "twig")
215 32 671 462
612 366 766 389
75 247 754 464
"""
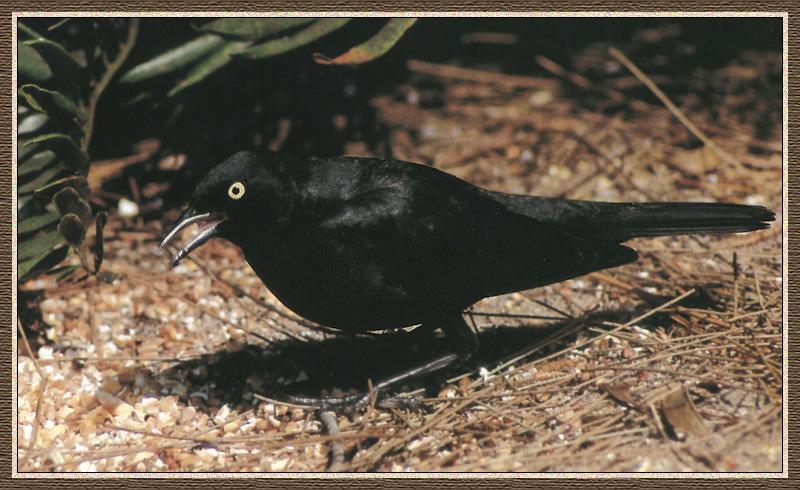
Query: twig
318 410 345 471
460 32 518 45
534 54 649 111
622 288 696 328
608 47 743 170
17 317 47 452
81 19 140 152
467 310 563 321
471 289 697 391
357 387 490 471
103 423 208 443
531 298 574 319
47 18 71 31
407 59 555 89
534 54 592 89
36 354 203 364
269 118 292 152
733 252 740 316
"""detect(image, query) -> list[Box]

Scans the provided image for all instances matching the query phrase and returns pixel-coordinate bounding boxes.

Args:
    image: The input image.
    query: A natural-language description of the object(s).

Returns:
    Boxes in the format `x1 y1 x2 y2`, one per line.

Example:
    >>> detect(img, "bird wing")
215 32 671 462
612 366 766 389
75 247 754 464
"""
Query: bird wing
311 161 637 308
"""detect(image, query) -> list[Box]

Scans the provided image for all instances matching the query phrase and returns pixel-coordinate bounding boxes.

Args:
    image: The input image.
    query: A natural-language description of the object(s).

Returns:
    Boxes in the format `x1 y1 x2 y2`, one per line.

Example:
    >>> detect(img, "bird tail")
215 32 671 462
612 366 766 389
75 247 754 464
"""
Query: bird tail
484 191 775 243
592 202 775 241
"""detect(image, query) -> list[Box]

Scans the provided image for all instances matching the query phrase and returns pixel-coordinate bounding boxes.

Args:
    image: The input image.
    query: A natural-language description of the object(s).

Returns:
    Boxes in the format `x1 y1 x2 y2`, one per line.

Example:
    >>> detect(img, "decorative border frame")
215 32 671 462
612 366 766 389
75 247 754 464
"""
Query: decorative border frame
1 3 793 485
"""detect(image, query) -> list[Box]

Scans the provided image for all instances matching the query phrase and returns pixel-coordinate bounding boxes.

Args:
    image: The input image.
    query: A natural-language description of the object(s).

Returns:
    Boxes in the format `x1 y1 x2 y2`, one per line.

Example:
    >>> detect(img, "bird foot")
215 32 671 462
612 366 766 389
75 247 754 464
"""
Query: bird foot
274 352 461 414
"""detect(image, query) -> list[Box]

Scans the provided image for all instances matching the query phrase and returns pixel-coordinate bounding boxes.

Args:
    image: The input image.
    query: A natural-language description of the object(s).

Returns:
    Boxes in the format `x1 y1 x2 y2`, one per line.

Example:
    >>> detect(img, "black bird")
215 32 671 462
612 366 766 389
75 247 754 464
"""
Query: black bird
160 150 774 371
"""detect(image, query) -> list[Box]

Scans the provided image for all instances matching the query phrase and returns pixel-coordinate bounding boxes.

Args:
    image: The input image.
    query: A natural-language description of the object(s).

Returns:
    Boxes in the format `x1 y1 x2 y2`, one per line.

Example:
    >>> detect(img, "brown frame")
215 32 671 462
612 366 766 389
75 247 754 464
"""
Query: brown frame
2 2 794 486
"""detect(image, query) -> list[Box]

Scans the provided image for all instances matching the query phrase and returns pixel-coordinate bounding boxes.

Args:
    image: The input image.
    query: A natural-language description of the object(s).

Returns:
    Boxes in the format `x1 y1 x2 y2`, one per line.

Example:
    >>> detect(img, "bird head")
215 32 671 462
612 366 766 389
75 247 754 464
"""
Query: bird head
159 150 287 267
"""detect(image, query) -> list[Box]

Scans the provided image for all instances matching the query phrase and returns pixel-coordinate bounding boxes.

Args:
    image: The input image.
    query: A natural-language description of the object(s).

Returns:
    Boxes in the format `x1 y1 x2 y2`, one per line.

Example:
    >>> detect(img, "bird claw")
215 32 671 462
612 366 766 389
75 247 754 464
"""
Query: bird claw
274 351 462 413
280 391 375 414
282 391 424 415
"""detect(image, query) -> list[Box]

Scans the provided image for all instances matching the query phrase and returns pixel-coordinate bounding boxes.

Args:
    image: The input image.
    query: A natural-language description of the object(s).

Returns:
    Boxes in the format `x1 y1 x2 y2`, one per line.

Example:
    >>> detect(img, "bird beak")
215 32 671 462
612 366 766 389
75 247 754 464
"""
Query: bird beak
159 206 226 268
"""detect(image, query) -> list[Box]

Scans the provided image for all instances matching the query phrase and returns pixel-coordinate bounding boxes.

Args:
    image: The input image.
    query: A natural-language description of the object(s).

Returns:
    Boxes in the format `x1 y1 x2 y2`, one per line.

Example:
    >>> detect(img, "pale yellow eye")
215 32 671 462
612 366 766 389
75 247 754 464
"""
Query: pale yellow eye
228 181 245 200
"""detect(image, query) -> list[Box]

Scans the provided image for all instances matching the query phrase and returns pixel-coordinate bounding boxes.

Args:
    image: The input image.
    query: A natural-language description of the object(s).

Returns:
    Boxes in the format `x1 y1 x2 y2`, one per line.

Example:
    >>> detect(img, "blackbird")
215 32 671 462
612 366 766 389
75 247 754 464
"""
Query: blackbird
160 150 774 365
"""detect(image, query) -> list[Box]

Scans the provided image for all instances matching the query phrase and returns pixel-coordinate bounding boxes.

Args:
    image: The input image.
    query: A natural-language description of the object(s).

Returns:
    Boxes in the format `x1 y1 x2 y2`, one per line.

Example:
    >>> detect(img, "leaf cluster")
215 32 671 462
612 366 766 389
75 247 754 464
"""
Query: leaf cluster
119 18 417 96
17 19 135 282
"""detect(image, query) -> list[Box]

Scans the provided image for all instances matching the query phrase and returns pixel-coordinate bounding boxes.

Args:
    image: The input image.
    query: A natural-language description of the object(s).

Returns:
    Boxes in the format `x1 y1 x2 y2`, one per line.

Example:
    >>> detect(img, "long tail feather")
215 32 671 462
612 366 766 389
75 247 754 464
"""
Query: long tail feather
485 192 775 242
595 202 775 241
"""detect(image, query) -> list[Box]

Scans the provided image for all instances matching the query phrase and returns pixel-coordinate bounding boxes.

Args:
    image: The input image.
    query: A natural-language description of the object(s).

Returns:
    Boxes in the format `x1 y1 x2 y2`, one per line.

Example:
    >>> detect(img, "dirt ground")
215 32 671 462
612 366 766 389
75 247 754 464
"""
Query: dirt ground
16 26 783 473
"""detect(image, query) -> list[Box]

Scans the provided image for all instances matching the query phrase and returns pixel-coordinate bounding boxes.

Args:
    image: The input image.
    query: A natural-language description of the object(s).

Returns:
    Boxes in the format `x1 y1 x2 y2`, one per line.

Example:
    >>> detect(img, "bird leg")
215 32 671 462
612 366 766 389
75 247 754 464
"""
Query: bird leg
278 314 478 412
410 313 479 360
280 352 460 412
437 313 480 362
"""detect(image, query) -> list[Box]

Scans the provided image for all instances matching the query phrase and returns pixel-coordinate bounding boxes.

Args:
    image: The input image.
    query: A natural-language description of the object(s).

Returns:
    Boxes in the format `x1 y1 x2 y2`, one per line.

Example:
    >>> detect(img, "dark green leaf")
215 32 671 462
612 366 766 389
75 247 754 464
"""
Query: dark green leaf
314 18 417 65
47 18 71 32
238 19 352 59
18 150 57 177
17 134 43 162
19 84 85 122
18 22 44 40
32 176 90 201
50 264 79 281
200 18 315 40
119 34 226 84
18 229 65 261
18 211 60 236
18 163 67 195
168 40 250 97
58 213 86 247
18 109 50 136
18 246 69 283
93 210 108 274
22 39 81 99
18 43 53 82
18 195 32 211
17 140 37 162
23 133 88 173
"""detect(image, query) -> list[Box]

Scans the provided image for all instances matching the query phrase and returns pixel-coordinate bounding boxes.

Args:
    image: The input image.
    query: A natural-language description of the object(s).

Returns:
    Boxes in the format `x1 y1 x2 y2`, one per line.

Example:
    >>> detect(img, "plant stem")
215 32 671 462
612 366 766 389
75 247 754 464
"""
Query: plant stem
81 19 140 153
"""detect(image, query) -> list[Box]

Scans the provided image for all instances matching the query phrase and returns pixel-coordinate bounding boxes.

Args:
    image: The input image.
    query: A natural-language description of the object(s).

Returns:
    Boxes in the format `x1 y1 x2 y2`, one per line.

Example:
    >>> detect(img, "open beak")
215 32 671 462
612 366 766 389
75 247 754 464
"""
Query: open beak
159 206 226 268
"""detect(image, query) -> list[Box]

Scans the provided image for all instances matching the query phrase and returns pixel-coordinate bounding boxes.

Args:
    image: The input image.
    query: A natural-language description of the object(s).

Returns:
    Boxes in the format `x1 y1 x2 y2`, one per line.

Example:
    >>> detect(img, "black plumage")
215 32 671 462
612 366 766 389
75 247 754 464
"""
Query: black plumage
161 150 774 354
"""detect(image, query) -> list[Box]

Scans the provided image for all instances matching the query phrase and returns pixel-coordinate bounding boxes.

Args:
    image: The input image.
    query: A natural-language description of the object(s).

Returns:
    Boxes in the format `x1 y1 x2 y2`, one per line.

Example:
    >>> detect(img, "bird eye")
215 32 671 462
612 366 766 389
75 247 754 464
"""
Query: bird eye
228 181 246 200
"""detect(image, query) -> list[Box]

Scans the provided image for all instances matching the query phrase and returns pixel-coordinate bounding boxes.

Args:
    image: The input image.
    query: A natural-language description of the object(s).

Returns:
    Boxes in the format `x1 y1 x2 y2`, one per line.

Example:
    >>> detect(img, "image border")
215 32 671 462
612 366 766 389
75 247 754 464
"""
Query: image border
2 4 793 484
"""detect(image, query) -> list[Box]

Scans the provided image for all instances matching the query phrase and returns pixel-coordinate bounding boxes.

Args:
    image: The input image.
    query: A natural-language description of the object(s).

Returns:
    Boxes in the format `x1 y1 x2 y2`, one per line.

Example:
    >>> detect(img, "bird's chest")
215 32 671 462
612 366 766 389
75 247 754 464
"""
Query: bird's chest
241 226 327 285
238 225 390 324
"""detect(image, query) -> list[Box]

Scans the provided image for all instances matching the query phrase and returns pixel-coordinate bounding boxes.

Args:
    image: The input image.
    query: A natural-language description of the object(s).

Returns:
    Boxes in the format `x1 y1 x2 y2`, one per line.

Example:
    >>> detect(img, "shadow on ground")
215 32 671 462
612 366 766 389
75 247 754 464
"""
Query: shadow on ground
148 300 709 414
